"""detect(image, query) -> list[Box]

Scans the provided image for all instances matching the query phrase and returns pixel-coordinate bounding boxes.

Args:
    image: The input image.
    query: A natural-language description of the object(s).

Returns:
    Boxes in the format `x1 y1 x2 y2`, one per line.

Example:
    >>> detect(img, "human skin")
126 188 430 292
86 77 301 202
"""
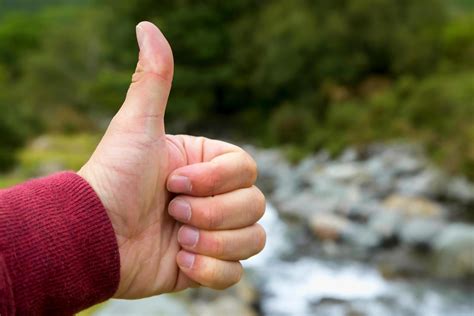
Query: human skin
77 21 266 299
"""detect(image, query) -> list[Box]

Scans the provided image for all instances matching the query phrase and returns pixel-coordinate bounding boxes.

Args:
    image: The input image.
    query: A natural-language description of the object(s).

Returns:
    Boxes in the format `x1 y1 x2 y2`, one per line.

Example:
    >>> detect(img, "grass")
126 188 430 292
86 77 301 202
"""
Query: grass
0 133 100 188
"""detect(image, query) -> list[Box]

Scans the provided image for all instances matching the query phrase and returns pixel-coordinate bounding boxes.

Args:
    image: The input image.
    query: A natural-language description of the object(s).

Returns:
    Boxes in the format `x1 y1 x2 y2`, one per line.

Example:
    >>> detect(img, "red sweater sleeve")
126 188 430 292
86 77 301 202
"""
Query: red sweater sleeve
0 172 120 315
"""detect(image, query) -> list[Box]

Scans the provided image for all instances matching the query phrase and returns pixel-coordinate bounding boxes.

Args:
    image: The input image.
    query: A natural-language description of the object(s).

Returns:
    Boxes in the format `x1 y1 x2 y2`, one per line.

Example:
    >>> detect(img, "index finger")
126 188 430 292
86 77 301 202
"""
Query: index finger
167 150 257 196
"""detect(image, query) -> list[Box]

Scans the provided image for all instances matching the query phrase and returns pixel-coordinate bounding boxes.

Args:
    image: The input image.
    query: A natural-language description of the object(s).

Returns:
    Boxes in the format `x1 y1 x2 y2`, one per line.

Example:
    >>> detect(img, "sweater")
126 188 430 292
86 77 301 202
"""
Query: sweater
0 172 120 315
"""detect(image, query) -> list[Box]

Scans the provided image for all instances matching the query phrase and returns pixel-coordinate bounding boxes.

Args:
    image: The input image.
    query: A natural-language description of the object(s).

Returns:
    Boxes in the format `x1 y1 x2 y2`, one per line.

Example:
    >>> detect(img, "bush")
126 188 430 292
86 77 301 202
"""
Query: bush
311 72 474 178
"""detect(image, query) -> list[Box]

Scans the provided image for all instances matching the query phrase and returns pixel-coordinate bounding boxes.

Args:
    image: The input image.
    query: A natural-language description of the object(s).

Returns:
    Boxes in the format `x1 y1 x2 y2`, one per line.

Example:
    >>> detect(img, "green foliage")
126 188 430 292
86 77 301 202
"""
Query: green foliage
17 134 99 178
0 0 472 178
296 72 474 178
0 133 99 188
441 12 474 68
268 103 316 146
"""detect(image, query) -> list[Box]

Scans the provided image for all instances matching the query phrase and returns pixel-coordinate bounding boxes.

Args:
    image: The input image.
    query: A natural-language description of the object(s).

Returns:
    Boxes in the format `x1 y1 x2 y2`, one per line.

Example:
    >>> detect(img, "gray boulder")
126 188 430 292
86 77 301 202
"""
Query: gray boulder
277 190 339 220
343 224 381 249
399 219 444 248
368 210 403 240
445 177 474 204
434 223 474 278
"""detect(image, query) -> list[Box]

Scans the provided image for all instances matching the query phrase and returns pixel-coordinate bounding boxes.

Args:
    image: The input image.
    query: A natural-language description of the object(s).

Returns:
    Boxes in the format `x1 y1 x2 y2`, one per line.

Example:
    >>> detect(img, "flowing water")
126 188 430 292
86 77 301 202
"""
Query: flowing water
246 204 474 316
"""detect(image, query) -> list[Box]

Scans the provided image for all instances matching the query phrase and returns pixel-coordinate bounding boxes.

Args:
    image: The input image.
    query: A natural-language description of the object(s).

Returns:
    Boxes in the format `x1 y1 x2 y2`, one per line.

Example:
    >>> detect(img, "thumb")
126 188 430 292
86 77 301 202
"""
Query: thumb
118 21 174 136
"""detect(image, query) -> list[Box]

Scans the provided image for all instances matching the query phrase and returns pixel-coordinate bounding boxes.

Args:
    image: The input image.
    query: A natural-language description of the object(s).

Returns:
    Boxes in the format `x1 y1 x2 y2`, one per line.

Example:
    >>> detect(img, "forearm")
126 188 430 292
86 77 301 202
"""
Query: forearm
0 172 120 315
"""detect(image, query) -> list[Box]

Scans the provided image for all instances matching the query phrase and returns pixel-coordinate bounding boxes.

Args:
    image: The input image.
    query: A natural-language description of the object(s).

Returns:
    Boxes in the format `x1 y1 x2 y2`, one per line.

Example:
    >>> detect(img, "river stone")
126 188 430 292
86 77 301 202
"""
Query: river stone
235 277 259 306
383 195 444 219
445 177 474 203
322 163 368 183
278 190 339 220
434 223 474 278
399 218 444 248
343 224 381 249
255 154 292 194
271 180 299 205
338 147 359 162
395 169 445 198
294 154 327 182
309 213 351 241
344 201 382 221
368 210 403 240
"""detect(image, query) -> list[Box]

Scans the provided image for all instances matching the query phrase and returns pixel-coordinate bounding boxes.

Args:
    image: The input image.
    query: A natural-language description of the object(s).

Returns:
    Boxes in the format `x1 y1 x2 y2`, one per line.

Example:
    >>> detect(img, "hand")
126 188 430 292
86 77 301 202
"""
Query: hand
77 22 266 299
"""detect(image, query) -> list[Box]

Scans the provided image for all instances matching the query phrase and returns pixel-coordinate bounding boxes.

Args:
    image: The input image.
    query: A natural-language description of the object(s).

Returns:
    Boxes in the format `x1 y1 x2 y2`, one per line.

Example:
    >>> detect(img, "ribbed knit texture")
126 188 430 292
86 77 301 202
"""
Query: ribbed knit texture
0 172 120 315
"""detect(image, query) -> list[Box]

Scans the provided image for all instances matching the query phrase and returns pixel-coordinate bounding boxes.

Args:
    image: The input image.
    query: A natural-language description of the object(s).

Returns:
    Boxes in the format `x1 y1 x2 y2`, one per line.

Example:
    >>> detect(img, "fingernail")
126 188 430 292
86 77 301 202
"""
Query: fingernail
178 226 199 247
136 23 147 52
168 175 192 193
169 199 192 222
178 251 195 269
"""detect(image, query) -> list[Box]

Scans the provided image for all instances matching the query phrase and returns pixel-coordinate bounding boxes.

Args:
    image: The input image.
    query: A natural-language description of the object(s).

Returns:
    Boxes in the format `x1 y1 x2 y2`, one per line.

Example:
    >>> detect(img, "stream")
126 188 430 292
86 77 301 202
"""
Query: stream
246 204 474 316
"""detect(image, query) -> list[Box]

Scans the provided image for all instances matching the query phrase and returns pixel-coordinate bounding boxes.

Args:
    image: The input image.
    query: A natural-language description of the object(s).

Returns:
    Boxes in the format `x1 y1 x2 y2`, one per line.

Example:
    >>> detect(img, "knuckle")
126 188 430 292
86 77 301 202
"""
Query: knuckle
203 197 224 229
254 224 267 253
211 234 226 257
255 187 266 210
252 187 266 220
205 263 221 286
244 154 258 184
218 263 242 290
133 69 170 85
202 207 214 228
233 262 244 284
207 162 221 194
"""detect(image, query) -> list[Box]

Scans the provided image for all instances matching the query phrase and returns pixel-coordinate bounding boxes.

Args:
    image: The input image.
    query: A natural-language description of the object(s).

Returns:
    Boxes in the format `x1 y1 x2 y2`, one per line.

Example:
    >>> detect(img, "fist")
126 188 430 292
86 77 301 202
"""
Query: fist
78 21 266 298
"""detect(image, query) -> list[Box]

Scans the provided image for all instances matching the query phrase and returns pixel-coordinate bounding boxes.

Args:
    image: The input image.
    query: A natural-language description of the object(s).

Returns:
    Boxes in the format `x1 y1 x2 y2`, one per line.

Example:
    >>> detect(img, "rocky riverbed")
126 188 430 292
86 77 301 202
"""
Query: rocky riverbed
95 143 474 316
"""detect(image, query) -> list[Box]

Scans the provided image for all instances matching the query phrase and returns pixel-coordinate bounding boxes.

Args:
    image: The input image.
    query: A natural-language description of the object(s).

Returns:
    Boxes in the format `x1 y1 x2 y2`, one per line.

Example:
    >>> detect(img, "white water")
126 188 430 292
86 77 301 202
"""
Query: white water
249 204 474 316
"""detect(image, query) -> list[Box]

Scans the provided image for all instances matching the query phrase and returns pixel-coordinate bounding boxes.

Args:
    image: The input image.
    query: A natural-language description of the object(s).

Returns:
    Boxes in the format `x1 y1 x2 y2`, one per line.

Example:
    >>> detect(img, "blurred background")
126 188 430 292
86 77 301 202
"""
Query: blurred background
0 0 473 315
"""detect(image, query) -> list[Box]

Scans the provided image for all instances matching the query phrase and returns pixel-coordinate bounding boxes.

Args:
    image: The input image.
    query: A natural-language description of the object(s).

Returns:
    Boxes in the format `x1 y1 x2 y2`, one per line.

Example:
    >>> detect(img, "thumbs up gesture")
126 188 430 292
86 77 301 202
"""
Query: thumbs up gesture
77 22 266 299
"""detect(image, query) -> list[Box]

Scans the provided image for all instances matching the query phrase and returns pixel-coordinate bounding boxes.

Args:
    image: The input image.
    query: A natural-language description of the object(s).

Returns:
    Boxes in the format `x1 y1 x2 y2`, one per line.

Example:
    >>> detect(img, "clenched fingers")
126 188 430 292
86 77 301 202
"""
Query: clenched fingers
167 150 257 196
168 186 265 230
176 251 243 290
177 224 266 261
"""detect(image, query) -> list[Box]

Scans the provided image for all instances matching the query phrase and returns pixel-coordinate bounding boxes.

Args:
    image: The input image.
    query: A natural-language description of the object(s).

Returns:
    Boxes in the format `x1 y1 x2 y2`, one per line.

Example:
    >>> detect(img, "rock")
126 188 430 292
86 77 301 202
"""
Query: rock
235 277 260 306
309 213 351 241
343 224 381 249
364 143 424 176
363 143 426 195
338 147 359 162
344 201 381 222
376 248 432 279
383 195 444 219
434 223 474 278
399 218 444 248
294 153 328 182
277 190 339 220
187 276 259 316
322 163 368 183
445 177 474 204
368 210 403 240
306 174 367 215
395 169 445 198
365 143 424 163
250 148 291 194
271 180 300 205
321 240 341 256
363 163 394 196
